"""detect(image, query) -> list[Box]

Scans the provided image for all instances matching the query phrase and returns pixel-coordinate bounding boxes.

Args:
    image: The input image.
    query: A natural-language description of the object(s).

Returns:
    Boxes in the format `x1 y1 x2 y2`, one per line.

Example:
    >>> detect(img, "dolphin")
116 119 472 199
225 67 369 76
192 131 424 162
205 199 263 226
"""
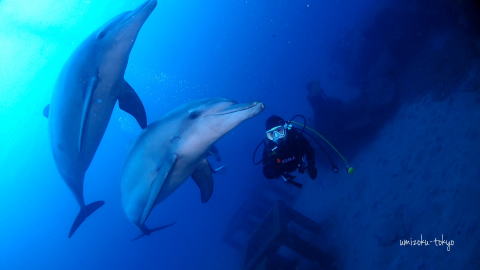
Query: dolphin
44 0 158 237
121 98 264 237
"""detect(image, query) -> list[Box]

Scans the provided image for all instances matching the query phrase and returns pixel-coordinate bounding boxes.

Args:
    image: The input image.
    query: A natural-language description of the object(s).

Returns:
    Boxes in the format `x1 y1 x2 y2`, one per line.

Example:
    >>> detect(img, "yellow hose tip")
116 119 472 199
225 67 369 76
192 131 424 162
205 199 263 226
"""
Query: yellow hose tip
347 167 355 175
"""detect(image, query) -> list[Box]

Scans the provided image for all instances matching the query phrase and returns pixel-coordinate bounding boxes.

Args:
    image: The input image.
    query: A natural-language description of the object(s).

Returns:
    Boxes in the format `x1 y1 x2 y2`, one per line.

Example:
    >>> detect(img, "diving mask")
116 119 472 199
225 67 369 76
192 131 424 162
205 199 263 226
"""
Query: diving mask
266 125 287 142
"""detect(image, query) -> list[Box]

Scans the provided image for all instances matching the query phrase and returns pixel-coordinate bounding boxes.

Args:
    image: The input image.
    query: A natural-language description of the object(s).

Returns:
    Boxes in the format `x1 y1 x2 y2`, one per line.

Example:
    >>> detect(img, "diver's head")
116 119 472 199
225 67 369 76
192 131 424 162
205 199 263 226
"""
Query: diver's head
265 115 288 143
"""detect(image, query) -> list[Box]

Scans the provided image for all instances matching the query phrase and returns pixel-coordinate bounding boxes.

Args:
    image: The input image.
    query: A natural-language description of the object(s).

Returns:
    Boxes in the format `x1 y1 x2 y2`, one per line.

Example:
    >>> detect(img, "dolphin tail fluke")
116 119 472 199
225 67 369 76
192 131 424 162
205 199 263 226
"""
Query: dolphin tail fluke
131 223 176 241
68 201 105 238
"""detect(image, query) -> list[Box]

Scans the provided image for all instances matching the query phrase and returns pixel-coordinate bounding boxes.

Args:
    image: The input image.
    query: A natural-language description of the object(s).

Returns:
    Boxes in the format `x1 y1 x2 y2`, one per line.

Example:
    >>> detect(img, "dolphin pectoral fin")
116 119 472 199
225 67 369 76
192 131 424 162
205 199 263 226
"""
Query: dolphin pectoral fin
68 200 105 238
78 75 98 152
131 222 176 241
118 80 147 129
192 159 214 203
140 154 177 224
43 105 50 118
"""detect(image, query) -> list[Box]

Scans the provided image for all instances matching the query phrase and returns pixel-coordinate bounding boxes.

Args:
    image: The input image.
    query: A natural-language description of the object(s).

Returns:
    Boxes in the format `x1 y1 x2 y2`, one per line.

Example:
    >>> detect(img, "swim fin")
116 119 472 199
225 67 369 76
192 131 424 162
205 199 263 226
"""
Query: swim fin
287 179 303 188
281 174 303 188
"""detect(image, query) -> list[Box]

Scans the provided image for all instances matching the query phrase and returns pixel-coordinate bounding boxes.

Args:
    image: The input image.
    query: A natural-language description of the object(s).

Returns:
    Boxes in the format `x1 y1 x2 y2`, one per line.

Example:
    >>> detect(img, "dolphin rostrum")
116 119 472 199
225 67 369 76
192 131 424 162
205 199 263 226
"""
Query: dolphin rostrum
44 0 158 237
121 98 264 237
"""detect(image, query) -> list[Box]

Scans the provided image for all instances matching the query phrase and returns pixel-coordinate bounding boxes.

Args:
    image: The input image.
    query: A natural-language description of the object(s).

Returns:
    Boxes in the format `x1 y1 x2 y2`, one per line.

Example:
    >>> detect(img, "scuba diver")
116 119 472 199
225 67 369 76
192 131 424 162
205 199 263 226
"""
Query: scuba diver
254 115 354 188
262 115 317 188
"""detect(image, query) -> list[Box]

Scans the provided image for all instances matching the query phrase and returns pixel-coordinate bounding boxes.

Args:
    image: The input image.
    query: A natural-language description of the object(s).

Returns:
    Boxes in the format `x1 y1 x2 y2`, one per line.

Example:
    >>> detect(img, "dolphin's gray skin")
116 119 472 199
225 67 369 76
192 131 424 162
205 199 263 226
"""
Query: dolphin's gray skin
44 0 158 237
121 98 264 237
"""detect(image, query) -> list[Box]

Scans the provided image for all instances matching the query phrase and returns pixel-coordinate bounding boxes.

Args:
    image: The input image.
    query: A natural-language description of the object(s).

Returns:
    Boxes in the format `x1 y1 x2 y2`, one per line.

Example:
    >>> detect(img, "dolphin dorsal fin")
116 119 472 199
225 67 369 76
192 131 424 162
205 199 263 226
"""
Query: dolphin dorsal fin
118 80 148 129
192 159 214 203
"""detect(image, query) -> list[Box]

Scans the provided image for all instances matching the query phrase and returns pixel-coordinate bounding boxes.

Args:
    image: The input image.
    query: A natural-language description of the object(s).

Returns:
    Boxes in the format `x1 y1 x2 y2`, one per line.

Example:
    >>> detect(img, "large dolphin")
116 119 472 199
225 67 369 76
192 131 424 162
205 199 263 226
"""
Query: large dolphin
121 98 264 237
44 0 158 237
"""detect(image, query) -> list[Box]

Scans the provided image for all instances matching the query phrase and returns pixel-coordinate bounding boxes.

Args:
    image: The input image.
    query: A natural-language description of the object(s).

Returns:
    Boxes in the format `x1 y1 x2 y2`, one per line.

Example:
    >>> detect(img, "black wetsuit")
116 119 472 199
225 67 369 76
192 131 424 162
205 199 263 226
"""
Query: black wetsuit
262 128 316 183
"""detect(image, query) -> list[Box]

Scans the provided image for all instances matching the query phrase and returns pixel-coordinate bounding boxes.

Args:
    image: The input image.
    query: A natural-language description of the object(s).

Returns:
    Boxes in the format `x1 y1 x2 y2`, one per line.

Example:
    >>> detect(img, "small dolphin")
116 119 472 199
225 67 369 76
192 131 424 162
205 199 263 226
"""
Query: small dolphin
121 98 264 237
44 0 158 237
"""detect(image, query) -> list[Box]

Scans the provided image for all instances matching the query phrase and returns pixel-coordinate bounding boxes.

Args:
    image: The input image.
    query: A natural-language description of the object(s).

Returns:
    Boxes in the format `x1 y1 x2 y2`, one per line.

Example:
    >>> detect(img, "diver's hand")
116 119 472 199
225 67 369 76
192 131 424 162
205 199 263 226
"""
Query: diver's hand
308 166 317 179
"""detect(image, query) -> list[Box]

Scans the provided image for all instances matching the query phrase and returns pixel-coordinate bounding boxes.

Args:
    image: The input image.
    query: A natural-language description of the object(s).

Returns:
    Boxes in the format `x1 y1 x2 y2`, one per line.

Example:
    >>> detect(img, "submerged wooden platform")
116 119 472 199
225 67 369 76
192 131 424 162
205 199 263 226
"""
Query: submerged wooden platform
244 201 335 270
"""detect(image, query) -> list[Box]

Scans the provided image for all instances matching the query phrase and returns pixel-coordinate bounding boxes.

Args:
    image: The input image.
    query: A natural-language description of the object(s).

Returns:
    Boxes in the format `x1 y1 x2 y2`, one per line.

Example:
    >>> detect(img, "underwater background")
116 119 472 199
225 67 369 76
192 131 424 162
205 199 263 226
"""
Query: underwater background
1 0 479 269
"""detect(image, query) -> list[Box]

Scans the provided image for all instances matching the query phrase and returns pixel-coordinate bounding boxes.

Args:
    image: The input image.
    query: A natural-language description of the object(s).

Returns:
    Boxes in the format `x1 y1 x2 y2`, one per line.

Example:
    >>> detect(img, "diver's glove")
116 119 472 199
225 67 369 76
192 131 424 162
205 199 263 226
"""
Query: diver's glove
308 166 318 179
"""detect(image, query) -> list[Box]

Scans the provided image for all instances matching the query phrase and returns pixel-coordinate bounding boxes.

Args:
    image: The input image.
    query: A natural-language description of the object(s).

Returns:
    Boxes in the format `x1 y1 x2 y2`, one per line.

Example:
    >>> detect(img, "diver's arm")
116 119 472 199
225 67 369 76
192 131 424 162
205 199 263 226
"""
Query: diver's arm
262 155 282 179
262 146 282 179
263 163 282 179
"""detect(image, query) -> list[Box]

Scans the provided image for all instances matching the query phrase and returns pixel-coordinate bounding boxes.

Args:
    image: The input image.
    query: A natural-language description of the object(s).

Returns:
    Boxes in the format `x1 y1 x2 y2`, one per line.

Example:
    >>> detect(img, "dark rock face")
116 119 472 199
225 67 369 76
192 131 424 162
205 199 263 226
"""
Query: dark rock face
299 90 480 270
307 0 480 158
299 2 480 269
307 80 399 159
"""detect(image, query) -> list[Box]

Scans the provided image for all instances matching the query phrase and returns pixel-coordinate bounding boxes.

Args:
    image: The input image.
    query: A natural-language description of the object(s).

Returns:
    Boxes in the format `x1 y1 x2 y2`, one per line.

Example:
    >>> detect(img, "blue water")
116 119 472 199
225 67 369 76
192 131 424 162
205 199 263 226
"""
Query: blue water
1 0 479 269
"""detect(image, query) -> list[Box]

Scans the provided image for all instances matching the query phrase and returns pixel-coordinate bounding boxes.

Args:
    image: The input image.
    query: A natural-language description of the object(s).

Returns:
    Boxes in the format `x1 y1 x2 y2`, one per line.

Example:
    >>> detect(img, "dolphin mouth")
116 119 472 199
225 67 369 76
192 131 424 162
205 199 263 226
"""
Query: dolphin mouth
137 0 158 14
213 102 264 115
126 0 157 23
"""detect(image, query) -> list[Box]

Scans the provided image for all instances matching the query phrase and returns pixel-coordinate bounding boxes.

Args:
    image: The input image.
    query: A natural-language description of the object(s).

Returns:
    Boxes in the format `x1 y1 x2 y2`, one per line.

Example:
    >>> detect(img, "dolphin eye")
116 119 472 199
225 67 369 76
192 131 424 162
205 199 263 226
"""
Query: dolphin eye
189 110 202 119
96 12 128 40
97 29 108 39
97 30 107 40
